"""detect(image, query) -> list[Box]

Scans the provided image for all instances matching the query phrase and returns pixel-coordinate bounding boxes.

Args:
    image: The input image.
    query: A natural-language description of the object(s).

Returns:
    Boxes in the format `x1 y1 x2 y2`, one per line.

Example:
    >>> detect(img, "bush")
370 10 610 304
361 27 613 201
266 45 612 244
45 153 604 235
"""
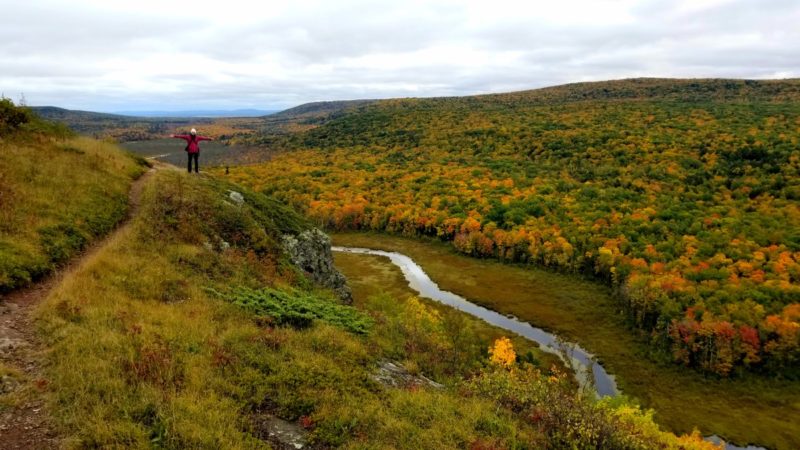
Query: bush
209 286 373 334
0 98 32 134
467 364 722 450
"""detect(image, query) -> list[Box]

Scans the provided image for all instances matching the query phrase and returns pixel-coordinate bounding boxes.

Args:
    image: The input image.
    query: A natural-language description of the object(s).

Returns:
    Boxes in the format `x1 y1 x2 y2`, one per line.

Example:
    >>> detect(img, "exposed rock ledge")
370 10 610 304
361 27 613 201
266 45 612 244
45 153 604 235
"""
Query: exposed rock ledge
281 228 353 303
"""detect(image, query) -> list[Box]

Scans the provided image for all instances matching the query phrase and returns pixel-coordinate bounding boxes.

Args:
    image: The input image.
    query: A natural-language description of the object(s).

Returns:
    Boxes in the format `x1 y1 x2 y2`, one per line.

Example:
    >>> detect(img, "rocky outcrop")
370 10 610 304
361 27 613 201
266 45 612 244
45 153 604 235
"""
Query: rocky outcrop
281 229 353 303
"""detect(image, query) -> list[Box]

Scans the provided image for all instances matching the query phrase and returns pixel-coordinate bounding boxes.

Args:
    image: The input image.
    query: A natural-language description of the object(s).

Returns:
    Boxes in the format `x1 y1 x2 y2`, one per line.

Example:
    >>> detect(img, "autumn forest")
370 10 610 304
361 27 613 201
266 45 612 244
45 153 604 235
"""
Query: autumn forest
220 78 800 378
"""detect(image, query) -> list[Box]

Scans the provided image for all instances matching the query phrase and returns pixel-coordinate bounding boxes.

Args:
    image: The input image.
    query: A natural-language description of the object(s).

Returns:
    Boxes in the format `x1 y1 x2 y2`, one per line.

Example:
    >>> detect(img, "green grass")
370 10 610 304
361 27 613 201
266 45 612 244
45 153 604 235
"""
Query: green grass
0 135 146 292
331 231 800 450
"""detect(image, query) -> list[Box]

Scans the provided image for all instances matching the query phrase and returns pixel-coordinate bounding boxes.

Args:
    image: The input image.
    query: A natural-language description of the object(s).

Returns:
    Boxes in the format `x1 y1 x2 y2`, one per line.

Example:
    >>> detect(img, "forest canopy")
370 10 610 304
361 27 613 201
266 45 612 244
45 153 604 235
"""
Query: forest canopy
219 79 800 377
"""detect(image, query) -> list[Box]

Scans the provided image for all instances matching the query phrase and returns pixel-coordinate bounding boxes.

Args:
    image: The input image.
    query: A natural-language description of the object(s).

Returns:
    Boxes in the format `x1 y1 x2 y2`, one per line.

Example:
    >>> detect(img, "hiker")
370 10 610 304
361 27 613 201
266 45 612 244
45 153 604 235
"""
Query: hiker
171 128 213 173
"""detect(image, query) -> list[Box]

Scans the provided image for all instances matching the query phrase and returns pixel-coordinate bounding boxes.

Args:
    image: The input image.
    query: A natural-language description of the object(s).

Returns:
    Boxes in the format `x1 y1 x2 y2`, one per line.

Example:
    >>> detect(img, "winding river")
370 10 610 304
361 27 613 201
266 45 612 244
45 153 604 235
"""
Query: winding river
332 246 766 450
333 246 617 396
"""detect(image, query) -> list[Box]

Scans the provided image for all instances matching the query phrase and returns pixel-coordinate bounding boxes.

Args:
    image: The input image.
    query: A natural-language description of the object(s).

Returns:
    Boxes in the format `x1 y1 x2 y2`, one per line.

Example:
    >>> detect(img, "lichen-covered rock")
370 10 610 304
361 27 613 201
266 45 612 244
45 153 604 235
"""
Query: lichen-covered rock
282 229 353 303
371 360 443 389
227 190 245 206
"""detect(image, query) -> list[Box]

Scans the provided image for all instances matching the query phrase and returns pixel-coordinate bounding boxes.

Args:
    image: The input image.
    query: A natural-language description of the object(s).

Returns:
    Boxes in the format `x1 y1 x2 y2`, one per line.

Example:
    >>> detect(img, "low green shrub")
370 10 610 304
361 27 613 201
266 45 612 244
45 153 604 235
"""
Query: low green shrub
209 286 373 334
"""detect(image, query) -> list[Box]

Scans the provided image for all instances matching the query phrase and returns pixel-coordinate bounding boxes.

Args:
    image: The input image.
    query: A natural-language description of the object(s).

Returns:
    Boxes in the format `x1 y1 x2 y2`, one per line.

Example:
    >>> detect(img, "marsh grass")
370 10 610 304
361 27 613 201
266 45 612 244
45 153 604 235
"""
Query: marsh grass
119 138 268 168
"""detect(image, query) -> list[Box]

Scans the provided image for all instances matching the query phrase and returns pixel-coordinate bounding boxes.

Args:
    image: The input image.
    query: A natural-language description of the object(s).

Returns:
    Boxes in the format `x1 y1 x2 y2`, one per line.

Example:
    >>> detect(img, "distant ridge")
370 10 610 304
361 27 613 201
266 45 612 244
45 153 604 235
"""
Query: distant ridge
31 106 130 120
236 77 800 150
31 106 278 119
29 106 219 141
112 109 278 118
475 77 800 103
248 100 379 136
271 100 377 120
265 78 800 126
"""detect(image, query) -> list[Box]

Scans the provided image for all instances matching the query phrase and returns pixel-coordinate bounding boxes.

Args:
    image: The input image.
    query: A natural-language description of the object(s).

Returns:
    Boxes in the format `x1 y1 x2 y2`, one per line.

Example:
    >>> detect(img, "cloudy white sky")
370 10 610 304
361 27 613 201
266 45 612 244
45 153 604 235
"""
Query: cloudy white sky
1 0 798 112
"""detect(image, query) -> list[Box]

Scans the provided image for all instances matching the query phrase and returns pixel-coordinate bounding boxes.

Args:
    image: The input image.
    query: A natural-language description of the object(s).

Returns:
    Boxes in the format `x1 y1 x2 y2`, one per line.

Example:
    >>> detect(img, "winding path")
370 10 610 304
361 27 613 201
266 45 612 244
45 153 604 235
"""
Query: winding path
0 166 155 449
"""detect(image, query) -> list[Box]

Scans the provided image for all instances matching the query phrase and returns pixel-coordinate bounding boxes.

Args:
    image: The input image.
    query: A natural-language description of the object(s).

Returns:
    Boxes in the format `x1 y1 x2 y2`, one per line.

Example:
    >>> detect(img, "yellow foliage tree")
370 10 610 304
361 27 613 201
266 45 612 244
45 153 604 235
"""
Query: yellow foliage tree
489 337 516 369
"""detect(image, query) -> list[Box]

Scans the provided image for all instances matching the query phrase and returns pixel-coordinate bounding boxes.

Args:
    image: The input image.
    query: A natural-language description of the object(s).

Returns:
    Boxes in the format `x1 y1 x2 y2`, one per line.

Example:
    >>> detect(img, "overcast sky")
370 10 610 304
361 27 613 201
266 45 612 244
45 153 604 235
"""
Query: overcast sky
1 0 798 112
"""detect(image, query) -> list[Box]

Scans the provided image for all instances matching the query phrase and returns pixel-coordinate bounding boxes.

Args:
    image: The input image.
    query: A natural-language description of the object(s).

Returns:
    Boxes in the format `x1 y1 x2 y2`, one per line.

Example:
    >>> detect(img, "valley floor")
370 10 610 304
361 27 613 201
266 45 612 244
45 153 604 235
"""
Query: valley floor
330 232 800 450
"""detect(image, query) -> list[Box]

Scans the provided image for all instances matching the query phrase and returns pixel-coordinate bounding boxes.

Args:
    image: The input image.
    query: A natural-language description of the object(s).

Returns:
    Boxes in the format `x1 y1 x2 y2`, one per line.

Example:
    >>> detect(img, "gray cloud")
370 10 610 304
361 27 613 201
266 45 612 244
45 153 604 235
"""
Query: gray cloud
1 0 798 111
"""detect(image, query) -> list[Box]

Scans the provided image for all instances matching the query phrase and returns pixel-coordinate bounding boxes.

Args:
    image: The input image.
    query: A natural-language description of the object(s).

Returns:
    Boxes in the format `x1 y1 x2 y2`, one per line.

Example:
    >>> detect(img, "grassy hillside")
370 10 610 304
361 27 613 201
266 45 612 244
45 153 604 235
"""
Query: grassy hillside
29 168 718 449
0 99 147 293
217 78 800 377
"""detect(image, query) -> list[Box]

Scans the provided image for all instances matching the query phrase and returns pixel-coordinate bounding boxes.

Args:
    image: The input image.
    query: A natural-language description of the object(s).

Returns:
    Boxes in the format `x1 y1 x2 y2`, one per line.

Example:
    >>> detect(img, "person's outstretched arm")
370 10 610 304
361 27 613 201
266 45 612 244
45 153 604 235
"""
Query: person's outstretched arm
197 136 214 142
171 134 190 140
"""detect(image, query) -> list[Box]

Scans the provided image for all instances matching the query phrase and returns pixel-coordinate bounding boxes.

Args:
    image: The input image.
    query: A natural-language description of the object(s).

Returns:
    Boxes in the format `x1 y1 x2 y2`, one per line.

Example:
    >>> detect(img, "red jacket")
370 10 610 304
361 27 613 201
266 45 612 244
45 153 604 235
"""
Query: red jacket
172 134 212 153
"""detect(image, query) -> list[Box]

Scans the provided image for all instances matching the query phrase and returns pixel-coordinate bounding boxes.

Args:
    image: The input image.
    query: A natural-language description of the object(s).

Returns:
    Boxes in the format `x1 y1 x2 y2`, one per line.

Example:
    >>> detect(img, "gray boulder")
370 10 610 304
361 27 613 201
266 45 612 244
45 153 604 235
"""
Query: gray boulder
228 190 245 206
281 229 353 303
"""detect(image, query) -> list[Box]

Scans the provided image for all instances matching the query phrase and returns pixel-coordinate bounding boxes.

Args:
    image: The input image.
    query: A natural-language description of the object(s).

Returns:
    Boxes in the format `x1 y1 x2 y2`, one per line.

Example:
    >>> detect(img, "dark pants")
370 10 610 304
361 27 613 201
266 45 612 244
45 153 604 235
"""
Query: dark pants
187 152 199 173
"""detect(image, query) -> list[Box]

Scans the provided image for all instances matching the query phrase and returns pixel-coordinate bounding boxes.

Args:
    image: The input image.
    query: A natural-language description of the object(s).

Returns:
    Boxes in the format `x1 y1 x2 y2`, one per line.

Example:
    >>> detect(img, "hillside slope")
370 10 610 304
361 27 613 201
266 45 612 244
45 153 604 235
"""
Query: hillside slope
221 78 800 377
0 100 148 293
485 78 800 103
0 99 148 447
230 99 379 150
269 99 376 120
31 168 719 449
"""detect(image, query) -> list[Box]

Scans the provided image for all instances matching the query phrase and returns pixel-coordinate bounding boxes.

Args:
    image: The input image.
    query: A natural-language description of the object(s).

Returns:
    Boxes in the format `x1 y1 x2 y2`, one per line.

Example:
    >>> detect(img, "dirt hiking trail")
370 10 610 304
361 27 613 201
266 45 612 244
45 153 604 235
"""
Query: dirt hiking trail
0 166 156 449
